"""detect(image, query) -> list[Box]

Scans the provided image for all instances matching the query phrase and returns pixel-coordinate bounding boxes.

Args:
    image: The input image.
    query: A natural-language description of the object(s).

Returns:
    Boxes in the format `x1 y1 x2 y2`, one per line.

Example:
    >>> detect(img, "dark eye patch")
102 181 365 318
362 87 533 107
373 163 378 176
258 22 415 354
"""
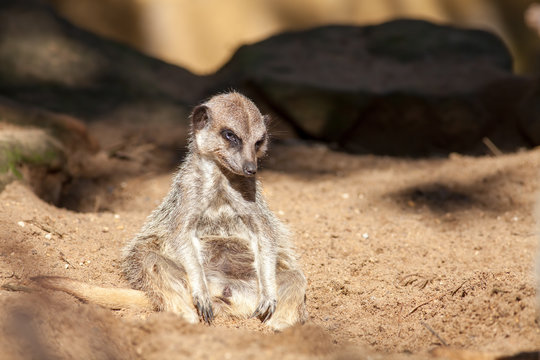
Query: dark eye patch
221 129 241 147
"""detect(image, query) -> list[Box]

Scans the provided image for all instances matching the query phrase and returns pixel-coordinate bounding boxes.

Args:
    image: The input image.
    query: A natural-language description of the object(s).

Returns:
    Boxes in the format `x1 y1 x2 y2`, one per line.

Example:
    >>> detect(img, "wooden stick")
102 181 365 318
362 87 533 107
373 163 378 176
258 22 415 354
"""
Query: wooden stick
406 298 436 317
421 321 448 346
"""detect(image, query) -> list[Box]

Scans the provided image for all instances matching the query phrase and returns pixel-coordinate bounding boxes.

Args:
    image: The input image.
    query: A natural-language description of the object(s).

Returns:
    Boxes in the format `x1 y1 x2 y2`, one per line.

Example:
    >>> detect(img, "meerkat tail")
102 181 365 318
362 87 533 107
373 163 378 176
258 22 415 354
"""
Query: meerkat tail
536 251 540 318
32 276 152 310
536 233 540 321
535 194 540 321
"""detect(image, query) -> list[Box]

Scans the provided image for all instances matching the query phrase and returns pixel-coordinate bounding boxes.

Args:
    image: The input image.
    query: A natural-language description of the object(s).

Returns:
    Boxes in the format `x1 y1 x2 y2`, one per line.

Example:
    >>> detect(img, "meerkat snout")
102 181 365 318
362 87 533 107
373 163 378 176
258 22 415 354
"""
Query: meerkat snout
243 161 257 176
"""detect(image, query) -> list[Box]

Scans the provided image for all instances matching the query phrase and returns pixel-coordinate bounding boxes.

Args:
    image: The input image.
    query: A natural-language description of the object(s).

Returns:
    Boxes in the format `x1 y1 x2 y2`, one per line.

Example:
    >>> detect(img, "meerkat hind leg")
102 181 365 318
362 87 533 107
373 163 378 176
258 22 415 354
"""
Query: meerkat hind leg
206 271 306 331
202 237 307 329
264 269 308 331
140 251 199 323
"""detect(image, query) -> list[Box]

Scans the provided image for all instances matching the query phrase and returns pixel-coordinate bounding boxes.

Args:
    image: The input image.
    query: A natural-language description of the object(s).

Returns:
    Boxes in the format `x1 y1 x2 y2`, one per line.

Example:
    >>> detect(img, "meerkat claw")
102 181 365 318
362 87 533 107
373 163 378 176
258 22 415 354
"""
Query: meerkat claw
252 299 277 322
195 299 214 325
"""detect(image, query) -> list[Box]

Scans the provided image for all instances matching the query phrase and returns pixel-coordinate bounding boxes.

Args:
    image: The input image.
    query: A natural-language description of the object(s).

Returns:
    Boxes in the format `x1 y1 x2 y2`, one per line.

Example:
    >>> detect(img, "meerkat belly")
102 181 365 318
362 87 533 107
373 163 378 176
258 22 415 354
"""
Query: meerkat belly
196 202 251 238
200 235 255 280
196 203 256 280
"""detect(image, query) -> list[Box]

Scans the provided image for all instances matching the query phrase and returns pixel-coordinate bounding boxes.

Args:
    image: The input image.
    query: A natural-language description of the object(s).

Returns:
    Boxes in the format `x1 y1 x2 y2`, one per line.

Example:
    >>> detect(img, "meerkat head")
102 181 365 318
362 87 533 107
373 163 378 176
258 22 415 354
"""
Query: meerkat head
190 92 269 177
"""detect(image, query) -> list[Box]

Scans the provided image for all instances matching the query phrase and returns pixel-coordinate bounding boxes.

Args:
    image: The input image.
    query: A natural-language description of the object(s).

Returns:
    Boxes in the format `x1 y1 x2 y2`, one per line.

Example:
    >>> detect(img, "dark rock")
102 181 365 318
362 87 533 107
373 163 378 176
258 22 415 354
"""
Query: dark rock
214 20 519 155
0 1 534 157
0 0 206 120
0 0 201 202
340 94 490 155
518 79 540 146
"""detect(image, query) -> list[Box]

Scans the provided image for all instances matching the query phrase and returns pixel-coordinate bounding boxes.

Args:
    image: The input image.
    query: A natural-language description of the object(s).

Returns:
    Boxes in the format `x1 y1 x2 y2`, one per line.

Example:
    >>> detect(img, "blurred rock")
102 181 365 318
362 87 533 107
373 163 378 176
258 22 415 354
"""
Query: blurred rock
0 98 99 153
215 20 523 155
0 1 538 157
0 0 204 120
47 0 540 75
0 97 98 203
518 79 540 146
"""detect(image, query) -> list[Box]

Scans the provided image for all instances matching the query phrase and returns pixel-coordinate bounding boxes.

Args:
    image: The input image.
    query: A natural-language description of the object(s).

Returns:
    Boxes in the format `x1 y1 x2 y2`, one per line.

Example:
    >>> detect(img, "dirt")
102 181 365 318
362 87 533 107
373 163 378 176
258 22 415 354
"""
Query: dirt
0 123 539 359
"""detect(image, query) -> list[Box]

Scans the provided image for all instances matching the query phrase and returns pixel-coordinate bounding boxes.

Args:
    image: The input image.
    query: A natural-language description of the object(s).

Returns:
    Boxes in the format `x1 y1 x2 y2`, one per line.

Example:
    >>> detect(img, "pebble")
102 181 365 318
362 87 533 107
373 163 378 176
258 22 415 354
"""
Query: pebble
341 193 350 199
362 233 369 239
17 221 25 227
102 227 109 233
64 264 69 269
45 233 52 240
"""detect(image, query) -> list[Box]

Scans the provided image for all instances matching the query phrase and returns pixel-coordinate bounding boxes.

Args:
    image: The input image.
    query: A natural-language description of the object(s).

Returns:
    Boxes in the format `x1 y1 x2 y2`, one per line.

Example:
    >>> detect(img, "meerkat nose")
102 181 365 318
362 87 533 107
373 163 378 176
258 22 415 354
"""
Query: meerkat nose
243 162 257 176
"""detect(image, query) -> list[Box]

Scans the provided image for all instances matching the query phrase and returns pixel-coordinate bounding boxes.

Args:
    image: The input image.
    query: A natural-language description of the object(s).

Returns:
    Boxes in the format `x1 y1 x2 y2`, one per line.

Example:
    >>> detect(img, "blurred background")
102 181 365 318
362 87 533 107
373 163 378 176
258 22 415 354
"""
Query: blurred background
46 0 540 75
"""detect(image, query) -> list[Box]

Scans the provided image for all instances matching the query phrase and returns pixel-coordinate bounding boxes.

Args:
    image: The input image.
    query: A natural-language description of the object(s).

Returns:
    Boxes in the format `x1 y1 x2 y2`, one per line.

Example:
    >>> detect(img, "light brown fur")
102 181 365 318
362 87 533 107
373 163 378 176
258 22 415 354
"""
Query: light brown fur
37 92 308 331
536 194 540 322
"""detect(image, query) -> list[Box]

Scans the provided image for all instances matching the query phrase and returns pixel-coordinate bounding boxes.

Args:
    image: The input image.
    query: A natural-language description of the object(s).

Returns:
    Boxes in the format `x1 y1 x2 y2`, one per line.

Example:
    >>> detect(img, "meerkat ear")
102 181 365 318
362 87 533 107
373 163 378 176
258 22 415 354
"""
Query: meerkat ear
191 105 210 131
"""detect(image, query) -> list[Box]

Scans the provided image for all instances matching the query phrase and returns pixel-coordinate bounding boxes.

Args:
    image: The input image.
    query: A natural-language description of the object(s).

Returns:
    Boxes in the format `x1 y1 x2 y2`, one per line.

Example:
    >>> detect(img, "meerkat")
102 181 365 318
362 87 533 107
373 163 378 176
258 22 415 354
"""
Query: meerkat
36 92 308 331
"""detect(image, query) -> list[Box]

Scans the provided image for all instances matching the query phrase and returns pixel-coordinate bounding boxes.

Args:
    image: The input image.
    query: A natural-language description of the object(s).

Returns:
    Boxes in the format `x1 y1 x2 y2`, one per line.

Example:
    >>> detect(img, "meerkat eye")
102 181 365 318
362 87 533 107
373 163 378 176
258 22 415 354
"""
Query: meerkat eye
221 129 241 146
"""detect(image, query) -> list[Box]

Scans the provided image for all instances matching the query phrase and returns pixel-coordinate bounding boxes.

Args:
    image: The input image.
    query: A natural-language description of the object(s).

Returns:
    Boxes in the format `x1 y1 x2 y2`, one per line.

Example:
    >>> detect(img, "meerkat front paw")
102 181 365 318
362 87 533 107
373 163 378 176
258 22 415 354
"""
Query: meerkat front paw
193 292 214 324
251 297 277 323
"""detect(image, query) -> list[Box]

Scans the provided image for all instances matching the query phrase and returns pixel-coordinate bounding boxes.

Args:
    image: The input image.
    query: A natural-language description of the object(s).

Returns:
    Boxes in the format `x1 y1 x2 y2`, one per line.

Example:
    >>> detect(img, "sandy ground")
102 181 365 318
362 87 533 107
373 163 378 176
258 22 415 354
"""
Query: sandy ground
0 127 539 359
